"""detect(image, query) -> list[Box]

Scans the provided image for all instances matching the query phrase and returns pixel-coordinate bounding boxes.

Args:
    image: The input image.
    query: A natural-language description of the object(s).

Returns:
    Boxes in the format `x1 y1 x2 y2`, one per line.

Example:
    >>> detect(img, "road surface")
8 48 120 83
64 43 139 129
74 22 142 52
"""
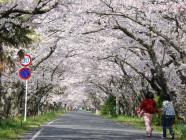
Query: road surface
22 111 162 140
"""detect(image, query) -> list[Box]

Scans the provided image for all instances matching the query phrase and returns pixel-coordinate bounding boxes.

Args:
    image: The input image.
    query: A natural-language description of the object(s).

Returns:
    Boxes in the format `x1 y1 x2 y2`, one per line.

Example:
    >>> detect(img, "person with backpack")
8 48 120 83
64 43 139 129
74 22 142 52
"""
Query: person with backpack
137 92 159 137
162 94 175 139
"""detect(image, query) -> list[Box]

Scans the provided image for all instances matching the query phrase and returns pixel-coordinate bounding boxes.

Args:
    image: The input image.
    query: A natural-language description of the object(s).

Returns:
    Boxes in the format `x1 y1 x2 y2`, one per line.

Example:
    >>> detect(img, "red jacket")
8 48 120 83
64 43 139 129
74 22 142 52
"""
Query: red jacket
139 99 158 114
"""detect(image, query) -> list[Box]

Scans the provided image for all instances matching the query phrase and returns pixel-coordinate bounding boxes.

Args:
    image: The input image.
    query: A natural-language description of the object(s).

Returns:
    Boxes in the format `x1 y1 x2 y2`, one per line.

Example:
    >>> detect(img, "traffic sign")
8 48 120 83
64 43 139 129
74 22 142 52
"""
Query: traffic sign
21 54 32 67
18 67 31 80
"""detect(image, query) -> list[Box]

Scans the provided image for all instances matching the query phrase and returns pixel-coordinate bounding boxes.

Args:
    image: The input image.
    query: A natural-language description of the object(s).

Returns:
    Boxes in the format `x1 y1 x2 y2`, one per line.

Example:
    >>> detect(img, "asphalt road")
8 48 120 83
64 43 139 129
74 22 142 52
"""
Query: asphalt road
22 111 162 140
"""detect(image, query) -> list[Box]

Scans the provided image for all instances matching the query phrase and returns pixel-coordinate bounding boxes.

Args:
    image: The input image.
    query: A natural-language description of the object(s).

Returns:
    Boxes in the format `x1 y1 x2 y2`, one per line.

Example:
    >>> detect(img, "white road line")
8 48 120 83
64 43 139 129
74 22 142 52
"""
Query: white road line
30 119 57 140
30 128 43 140
47 120 55 125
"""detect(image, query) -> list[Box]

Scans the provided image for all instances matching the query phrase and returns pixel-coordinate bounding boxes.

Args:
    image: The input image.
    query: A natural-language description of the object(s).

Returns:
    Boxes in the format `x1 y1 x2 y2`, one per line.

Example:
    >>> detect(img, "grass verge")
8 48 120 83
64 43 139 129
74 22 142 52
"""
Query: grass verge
102 115 186 140
0 111 63 139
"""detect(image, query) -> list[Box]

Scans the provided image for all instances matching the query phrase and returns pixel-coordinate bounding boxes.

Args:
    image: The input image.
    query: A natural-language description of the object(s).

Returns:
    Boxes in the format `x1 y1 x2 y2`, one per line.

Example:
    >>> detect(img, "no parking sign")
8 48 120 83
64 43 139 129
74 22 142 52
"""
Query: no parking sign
18 67 31 80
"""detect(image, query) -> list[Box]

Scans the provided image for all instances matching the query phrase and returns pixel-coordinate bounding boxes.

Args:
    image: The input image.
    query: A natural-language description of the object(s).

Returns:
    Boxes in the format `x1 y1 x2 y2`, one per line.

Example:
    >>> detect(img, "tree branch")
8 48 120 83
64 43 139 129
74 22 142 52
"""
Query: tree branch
32 38 59 71
87 10 185 56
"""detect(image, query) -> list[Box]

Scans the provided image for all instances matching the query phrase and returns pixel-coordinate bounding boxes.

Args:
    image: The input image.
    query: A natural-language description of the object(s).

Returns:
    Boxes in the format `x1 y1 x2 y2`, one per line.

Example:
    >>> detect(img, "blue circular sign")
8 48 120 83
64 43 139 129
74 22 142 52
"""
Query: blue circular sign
18 68 31 80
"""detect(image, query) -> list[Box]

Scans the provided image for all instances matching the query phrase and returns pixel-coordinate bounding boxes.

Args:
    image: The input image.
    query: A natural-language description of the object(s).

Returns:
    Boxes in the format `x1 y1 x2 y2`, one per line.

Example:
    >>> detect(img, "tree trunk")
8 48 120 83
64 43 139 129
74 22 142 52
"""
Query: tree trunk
116 96 120 115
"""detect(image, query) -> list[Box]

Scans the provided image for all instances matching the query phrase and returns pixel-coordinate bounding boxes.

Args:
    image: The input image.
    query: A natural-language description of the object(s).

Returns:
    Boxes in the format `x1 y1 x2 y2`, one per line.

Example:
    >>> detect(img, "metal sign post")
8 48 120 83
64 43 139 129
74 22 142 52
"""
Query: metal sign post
19 68 31 122
24 80 28 122
18 53 32 122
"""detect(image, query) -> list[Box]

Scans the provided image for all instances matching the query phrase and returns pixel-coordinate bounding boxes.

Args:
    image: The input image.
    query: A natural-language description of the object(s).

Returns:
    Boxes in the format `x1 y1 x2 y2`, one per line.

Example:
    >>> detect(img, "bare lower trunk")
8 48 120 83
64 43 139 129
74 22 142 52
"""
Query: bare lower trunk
116 96 119 115
0 73 3 119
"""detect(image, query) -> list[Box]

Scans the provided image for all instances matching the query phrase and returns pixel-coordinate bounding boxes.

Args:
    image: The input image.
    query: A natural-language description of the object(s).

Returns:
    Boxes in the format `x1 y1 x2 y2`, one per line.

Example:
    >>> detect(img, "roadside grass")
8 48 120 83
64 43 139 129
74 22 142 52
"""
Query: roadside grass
0 111 63 139
102 115 185 140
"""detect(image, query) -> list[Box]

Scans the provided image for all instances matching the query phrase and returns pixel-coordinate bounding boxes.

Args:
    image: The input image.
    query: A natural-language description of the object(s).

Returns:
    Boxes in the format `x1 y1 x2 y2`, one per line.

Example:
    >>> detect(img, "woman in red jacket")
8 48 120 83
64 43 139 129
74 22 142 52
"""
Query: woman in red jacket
138 92 159 137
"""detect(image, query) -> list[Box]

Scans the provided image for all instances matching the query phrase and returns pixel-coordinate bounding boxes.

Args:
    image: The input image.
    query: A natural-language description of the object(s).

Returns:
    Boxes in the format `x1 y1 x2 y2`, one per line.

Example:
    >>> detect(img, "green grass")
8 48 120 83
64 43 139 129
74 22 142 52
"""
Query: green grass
0 111 63 139
102 115 186 140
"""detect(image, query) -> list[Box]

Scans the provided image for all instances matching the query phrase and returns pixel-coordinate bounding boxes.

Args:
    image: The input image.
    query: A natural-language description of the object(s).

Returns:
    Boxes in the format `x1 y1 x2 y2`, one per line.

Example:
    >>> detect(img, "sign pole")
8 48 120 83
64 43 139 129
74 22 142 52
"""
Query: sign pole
24 80 28 122
18 53 32 122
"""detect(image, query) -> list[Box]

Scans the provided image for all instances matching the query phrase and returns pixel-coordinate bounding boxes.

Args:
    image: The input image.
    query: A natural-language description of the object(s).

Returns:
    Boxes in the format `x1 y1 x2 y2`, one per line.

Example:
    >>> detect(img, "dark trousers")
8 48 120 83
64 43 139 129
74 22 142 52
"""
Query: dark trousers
162 115 175 137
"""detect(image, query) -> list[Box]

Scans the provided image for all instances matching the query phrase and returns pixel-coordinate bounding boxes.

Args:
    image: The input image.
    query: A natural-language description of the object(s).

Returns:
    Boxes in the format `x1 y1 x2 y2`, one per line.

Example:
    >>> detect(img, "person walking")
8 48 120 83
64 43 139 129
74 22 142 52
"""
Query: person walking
162 94 175 139
137 92 159 137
